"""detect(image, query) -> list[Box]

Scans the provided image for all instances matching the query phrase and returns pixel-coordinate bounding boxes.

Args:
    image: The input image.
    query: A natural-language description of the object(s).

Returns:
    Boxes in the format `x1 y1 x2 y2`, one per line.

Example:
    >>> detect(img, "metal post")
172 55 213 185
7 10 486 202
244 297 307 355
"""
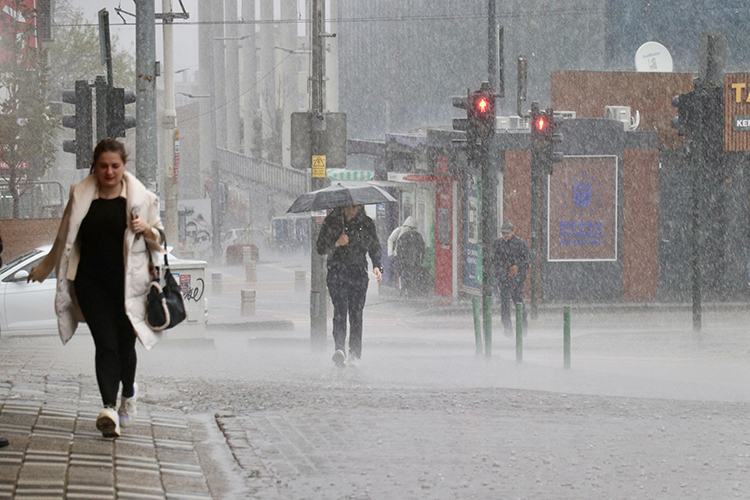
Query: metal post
162 0 179 246
563 306 570 369
309 0 328 352
473 297 483 355
95 76 107 142
515 302 523 362
530 102 540 319
691 91 704 332
487 0 497 92
483 295 492 358
134 0 158 192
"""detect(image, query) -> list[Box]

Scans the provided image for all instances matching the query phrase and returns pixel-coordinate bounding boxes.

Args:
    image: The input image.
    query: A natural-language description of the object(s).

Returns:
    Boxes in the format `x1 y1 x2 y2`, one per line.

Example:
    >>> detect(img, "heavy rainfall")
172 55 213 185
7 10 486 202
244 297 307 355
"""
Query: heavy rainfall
2 0 750 499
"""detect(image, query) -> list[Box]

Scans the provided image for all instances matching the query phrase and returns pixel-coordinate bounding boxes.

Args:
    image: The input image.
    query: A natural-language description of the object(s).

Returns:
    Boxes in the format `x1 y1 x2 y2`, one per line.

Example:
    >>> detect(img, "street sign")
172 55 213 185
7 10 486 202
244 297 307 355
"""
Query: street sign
724 73 750 151
312 155 326 178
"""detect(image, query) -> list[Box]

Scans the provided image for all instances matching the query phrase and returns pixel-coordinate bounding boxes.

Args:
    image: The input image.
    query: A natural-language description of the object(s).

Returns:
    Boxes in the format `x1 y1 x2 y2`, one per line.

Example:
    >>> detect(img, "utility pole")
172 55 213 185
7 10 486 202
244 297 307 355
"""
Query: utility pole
309 0 327 352
161 0 179 246
134 0 158 192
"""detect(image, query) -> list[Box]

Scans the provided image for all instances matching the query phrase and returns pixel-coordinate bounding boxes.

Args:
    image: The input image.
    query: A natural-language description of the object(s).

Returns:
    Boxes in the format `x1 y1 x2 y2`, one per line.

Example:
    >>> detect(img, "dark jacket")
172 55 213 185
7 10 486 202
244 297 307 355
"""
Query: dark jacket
316 207 382 276
396 229 425 271
492 235 530 279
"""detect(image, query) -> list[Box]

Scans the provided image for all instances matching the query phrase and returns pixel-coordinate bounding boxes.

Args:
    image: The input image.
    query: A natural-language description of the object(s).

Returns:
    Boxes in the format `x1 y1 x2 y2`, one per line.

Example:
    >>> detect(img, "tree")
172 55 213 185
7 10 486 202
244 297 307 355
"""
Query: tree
46 7 135 97
0 0 57 218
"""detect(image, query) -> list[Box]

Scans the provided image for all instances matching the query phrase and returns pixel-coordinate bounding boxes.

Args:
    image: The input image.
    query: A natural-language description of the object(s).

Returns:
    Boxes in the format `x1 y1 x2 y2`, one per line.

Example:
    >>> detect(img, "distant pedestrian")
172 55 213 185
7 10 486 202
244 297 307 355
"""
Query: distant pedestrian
387 216 416 289
492 222 530 335
28 139 165 438
316 204 382 367
395 222 425 297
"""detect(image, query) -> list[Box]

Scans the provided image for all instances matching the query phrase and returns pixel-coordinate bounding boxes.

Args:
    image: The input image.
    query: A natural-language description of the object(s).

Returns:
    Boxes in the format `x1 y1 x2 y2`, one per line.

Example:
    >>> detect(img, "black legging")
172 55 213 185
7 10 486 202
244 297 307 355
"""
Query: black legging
75 278 136 407
327 264 369 358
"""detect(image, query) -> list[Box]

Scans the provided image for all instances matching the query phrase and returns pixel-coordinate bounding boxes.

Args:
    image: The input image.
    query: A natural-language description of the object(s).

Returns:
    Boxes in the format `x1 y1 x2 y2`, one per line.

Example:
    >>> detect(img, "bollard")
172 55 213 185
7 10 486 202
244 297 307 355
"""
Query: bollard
211 272 222 295
243 247 257 282
241 289 256 316
515 302 523 362
563 306 571 369
484 295 492 358
295 270 306 293
472 297 483 355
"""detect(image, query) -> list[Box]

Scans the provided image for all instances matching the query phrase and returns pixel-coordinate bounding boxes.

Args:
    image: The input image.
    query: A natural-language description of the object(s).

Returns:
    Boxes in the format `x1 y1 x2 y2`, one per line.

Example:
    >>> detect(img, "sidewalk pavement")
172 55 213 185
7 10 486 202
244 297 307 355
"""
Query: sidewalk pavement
4 255 750 498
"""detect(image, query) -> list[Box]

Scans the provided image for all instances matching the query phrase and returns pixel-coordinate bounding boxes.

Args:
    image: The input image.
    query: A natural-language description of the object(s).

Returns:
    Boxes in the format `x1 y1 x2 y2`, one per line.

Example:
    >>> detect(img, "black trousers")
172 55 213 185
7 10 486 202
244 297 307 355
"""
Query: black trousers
496 270 528 331
327 264 369 358
75 277 137 407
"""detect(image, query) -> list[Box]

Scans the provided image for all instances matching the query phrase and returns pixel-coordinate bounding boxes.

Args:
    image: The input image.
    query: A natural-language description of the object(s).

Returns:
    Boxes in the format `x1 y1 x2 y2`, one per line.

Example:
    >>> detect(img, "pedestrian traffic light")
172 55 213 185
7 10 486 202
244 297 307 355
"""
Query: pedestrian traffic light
671 90 698 139
62 80 93 169
530 108 564 174
468 90 495 138
107 87 136 138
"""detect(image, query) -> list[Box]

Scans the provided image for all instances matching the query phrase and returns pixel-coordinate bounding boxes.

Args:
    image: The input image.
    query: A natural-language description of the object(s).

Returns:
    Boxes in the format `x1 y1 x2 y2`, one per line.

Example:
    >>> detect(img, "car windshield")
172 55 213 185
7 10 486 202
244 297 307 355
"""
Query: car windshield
0 249 44 273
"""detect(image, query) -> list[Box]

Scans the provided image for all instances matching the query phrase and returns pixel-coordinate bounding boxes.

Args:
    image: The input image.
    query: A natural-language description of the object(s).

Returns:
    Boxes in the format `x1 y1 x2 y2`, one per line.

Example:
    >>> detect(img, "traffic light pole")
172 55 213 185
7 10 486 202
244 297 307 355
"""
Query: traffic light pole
529 102 540 319
309 0 327 352
134 0 158 192
690 89 705 332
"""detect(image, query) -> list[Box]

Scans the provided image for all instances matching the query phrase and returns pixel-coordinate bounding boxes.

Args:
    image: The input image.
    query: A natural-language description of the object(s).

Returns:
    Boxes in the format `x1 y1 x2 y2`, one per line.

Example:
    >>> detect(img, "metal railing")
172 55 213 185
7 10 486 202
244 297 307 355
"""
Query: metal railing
217 148 308 197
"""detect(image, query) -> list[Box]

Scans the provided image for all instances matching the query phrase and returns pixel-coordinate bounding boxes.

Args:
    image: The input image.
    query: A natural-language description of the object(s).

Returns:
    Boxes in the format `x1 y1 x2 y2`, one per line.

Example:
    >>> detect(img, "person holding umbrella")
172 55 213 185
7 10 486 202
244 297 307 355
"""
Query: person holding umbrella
316 204 382 367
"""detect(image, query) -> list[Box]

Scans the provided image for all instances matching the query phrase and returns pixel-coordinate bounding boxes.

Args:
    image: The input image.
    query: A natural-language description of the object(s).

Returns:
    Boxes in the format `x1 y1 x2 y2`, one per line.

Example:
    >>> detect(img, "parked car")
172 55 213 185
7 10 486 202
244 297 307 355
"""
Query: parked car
0 246 207 336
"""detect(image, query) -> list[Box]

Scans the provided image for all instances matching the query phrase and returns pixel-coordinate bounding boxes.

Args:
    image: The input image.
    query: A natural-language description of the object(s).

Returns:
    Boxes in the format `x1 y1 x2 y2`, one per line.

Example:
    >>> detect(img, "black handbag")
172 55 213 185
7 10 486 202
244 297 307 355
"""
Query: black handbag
145 231 186 331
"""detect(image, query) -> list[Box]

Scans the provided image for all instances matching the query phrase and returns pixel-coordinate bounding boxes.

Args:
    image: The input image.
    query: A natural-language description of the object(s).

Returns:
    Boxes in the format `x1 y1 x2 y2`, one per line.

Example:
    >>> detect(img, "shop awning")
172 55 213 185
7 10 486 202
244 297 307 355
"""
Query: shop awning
326 169 374 181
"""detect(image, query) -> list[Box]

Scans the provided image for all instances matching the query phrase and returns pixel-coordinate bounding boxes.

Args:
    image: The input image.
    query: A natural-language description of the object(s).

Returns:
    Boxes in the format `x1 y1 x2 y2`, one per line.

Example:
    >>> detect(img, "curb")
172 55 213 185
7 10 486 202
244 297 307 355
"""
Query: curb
206 316 295 332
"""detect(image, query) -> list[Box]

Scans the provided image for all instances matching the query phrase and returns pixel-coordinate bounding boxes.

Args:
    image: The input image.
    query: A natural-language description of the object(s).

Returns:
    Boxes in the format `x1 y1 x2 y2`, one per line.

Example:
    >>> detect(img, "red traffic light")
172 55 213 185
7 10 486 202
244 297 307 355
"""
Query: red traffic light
534 116 547 132
475 97 490 114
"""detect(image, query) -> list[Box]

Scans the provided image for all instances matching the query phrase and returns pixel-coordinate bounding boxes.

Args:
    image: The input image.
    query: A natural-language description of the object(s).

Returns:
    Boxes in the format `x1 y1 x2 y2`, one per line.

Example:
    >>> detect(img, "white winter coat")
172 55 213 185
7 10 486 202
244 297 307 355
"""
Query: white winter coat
387 216 417 258
33 172 165 350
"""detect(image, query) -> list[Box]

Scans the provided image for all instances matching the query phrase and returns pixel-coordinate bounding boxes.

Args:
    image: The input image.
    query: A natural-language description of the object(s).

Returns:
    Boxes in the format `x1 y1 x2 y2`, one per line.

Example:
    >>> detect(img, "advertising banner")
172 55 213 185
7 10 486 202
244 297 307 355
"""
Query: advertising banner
548 155 618 261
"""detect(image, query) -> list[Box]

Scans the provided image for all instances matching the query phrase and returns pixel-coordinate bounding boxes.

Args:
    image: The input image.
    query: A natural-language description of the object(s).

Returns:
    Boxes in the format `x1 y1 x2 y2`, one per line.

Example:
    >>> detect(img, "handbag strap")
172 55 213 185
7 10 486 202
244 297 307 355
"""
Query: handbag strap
146 227 169 279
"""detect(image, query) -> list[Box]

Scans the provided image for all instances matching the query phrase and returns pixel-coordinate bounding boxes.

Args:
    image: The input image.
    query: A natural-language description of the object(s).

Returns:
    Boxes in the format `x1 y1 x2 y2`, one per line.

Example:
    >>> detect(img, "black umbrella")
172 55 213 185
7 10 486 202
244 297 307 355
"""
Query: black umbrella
287 183 396 213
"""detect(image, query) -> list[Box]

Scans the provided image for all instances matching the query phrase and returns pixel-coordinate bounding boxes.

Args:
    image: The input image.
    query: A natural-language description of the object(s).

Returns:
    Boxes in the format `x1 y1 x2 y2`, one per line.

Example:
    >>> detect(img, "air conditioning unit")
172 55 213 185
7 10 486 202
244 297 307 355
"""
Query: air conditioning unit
605 106 640 131
508 116 530 130
496 116 510 130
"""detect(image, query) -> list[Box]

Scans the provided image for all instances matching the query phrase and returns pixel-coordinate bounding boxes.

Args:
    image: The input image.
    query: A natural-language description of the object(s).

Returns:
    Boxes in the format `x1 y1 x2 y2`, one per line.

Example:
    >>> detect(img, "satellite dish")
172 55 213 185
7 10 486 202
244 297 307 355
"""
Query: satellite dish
635 42 673 72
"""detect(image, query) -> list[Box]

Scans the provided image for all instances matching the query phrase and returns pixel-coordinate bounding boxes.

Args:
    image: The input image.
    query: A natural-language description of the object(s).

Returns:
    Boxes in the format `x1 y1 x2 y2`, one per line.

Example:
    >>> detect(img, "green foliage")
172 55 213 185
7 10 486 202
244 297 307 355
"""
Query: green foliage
0 0 58 217
47 9 135 96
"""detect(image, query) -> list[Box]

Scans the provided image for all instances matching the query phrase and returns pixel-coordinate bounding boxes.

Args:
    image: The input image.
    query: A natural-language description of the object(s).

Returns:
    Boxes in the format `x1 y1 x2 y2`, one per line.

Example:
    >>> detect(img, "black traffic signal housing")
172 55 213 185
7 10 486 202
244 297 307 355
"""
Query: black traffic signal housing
62 80 93 169
468 90 495 138
107 87 136 138
530 108 564 174
671 90 699 140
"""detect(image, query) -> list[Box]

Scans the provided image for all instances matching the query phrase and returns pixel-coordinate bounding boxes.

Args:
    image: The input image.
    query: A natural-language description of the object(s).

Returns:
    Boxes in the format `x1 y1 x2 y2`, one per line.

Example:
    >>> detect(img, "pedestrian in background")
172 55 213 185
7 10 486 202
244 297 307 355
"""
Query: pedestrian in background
492 222 531 336
387 216 416 290
395 221 425 297
29 138 165 438
316 204 382 367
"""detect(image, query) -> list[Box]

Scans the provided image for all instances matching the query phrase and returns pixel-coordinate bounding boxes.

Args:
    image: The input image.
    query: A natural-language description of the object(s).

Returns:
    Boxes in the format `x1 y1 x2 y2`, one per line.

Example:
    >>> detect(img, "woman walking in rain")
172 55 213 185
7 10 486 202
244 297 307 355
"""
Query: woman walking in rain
29 138 165 438
316 204 382 367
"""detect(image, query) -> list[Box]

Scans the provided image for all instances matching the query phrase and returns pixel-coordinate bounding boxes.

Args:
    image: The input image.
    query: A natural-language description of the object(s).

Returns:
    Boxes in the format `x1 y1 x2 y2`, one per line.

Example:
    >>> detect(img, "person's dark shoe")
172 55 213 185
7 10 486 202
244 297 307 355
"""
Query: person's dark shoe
0 436 8 448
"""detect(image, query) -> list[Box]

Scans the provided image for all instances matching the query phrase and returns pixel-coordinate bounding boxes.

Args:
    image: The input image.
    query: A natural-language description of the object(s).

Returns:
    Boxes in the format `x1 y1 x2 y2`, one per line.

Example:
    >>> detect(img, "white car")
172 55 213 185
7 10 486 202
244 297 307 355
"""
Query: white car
0 246 59 334
0 246 208 336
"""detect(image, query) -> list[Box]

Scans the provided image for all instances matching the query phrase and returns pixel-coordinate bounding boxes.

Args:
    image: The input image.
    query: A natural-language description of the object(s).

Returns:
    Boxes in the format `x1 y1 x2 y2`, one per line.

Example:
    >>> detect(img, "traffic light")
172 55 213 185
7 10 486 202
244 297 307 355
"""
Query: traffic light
671 90 698 139
107 87 136 138
468 90 495 138
530 108 564 174
62 80 93 169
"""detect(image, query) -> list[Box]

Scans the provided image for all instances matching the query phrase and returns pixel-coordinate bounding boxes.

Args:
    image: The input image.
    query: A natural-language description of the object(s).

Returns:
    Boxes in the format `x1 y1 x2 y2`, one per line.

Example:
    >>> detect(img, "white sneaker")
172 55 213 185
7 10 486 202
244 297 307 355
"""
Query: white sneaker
96 407 121 438
332 350 346 368
118 382 138 428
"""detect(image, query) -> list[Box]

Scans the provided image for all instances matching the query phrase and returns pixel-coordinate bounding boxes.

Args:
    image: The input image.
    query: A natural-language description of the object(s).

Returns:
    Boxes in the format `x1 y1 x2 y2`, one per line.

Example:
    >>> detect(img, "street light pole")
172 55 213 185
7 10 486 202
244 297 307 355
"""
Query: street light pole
162 0 178 246
134 0 158 192
309 0 327 351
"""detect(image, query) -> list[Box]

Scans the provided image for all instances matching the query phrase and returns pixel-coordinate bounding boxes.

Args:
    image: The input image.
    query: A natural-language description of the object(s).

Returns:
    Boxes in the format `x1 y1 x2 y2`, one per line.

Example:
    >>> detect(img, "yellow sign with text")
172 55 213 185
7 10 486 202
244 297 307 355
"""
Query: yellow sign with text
312 155 326 178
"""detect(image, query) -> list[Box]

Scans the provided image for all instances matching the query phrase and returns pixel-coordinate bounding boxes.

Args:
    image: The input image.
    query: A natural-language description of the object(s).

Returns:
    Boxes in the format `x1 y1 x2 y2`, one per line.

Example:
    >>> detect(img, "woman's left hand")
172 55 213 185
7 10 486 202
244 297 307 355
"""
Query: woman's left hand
130 214 150 234
373 267 382 282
